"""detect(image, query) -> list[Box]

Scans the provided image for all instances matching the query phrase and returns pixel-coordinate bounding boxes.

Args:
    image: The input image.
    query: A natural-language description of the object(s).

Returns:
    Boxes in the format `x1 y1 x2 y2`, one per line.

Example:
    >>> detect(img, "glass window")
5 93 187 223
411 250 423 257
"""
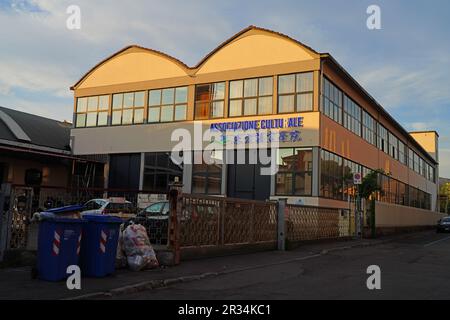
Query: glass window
195 82 225 119
275 148 312 196
398 140 407 165
228 77 273 117
112 91 145 125
343 95 362 136
362 110 376 145
75 95 110 128
320 77 342 123
192 151 222 195
278 72 313 113
148 86 188 122
143 152 183 192
388 132 399 160
377 123 388 153
320 150 343 200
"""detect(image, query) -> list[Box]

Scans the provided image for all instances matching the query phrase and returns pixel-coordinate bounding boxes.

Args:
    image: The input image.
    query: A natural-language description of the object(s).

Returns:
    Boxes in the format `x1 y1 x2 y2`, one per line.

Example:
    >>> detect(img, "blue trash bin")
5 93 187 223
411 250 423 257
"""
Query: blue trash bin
37 217 86 282
80 215 123 277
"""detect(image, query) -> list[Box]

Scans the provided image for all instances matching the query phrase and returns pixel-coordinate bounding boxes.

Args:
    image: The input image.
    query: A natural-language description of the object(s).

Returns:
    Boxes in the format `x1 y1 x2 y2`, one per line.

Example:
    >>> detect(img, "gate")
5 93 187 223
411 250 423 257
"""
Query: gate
8 187 33 249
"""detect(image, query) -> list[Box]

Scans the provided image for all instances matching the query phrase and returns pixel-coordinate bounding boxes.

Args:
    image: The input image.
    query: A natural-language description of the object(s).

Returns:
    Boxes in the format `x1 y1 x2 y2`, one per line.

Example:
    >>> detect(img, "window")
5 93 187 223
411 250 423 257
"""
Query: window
192 151 222 194
413 152 420 174
229 77 273 117
388 132 399 160
143 152 183 192
278 72 313 113
320 150 343 200
275 148 312 195
194 82 225 119
408 148 414 170
112 91 145 125
148 86 188 123
343 96 362 136
321 77 342 124
398 140 407 165
377 123 388 153
75 95 109 127
362 111 376 145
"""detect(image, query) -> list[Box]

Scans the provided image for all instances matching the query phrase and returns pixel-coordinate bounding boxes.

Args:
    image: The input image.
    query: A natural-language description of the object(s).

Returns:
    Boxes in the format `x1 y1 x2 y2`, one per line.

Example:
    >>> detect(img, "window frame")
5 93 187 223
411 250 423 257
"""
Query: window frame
229 76 273 117
148 86 188 123
75 95 110 128
278 72 314 114
112 91 146 126
194 82 226 120
275 148 313 196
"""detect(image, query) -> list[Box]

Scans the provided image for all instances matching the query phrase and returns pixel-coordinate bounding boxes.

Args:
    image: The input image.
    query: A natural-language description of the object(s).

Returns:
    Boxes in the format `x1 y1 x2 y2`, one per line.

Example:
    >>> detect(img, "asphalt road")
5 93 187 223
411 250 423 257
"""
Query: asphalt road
107 231 450 300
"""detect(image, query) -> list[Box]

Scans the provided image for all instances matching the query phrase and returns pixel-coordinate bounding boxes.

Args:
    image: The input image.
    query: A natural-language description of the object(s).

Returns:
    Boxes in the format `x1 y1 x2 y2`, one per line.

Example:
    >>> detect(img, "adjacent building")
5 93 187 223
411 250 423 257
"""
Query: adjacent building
70 26 439 211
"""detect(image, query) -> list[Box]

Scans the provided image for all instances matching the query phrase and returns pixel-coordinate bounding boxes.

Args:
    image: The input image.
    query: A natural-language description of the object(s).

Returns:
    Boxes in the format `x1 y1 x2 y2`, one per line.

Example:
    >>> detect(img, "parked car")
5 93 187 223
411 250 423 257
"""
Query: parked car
81 198 136 220
126 201 170 245
436 217 450 233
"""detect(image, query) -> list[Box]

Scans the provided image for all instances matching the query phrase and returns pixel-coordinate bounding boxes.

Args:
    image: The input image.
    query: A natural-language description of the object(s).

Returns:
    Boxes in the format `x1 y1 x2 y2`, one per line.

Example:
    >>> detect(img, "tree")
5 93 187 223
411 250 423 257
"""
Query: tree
439 182 450 214
359 169 386 237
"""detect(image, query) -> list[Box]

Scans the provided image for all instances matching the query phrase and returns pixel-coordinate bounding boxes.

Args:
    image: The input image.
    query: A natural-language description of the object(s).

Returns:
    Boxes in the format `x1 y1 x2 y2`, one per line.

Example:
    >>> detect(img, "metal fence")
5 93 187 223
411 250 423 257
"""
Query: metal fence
285 204 352 242
179 195 278 248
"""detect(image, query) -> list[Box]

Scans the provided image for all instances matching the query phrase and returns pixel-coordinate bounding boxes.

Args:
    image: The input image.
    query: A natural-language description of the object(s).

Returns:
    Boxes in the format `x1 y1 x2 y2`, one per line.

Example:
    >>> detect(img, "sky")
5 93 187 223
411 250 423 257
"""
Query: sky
0 0 449 177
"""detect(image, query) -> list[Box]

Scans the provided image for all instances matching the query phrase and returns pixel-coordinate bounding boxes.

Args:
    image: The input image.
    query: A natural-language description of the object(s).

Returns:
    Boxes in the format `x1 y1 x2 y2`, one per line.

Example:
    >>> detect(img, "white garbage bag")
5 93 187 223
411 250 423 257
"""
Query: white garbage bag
122 224 159 271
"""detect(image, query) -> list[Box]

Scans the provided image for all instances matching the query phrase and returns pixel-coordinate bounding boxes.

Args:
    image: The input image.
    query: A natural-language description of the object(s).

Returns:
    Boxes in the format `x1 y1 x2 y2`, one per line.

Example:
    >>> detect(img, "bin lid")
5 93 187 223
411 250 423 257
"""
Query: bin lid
40 217 87 224
43 205 84 214
82 214 123 224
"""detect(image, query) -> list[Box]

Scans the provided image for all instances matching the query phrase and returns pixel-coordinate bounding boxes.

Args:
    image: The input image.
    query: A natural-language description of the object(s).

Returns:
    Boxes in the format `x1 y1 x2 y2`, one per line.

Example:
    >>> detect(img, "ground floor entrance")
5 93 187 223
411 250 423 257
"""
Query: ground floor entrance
226 150 271 201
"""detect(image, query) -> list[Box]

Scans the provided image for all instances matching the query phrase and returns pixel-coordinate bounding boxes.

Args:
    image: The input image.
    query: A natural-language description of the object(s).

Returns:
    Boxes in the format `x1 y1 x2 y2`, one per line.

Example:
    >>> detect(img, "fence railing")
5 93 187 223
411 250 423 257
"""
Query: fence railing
285 204 352 242
179 195 278 248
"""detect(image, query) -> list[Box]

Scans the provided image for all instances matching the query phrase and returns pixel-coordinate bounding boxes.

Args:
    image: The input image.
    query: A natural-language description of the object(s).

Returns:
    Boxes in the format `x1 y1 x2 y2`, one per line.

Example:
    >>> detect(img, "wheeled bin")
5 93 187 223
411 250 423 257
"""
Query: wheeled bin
80 214 122 277
37 217 86 282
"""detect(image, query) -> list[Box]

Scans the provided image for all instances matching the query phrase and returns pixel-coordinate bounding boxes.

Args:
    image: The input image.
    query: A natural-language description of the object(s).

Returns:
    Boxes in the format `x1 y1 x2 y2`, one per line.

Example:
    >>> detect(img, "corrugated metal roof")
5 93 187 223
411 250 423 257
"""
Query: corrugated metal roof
0 106 71 152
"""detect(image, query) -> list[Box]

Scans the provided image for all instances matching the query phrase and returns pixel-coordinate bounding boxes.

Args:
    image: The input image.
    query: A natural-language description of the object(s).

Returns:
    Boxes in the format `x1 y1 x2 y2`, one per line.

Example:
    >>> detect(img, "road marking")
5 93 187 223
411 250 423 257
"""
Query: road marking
424 236 450 247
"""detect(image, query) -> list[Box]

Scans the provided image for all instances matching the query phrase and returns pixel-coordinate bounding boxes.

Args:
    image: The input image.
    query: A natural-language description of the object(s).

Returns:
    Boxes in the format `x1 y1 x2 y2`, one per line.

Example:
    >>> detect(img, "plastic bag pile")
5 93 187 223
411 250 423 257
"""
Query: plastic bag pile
116 224 159 271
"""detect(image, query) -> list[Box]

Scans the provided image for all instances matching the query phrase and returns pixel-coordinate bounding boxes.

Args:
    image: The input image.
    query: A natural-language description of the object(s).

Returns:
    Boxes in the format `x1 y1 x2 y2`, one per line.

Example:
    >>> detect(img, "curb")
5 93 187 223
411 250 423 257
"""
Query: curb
66 234 412 300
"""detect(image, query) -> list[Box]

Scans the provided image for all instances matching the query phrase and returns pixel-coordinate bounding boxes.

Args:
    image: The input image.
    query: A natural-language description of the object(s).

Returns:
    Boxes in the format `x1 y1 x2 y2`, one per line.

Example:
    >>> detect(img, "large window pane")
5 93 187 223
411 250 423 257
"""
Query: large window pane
259 77 273 95
149 90 161 106
174 105 187 121
134 91 145 107
98 95 109 110
211 101 224 118
229 100 242 117
97 112 108 126
244 79 257 97
122 109 133 124
162 88 175 105
87 96 98 111
112 111 121 125
148 108 160 123
278 95 295 113
258 97 272 115
278 75 295 94
86 113 97 127
175 87 188 104
244 98 257 115
134 109 144 124
297 93 312 111
161 105 174 122
112 94 123 109
212 82 225 100
77 97 87 112
123 93 134 108
230 80 243 99
297 72 313 92
76 114 86 127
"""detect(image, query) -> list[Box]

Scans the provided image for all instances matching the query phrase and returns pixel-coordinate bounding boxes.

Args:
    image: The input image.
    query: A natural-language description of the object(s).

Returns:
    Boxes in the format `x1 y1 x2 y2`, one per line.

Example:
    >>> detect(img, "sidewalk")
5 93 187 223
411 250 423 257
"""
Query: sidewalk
0 232 422 300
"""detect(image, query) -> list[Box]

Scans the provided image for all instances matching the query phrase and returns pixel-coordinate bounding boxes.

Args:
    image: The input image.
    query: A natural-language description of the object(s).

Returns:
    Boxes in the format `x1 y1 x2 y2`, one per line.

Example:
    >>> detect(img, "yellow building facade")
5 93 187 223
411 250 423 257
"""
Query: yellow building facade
70 26 439 211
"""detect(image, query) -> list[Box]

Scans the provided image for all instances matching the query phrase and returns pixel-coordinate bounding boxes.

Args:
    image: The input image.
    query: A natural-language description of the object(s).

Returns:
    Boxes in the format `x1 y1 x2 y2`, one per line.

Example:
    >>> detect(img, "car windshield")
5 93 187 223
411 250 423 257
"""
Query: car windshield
105 202 133 213
144 202 168 216
442 217 450 223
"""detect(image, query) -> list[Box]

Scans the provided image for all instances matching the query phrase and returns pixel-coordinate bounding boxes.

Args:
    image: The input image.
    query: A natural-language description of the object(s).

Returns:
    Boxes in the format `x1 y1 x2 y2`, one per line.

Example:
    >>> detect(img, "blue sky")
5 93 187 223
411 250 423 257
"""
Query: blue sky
0 0 449 177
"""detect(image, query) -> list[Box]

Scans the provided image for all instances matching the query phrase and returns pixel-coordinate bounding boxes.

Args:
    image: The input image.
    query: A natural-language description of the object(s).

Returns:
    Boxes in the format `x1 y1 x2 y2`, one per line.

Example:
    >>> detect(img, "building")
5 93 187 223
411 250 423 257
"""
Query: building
70 26 439 212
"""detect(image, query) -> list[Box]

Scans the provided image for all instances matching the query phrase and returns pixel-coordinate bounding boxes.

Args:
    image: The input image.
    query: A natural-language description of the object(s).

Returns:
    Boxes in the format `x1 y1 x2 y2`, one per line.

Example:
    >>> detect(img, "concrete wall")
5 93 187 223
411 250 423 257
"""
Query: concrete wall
375 201 445 227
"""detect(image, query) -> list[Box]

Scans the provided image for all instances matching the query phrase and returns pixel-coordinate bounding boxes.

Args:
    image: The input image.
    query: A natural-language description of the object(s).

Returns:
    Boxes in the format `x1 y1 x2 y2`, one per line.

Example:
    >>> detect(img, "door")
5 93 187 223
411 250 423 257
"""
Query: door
227 150 271 201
